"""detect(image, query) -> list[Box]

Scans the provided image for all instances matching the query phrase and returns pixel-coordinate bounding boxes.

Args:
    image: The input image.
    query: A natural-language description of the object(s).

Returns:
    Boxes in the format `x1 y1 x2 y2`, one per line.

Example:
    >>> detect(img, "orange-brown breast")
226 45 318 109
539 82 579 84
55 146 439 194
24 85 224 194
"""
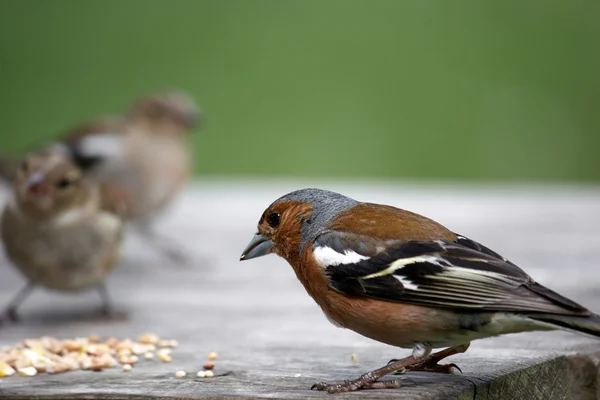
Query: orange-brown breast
329 203 457 242
289 244 460 348
283 202 459 347
271 200 463 347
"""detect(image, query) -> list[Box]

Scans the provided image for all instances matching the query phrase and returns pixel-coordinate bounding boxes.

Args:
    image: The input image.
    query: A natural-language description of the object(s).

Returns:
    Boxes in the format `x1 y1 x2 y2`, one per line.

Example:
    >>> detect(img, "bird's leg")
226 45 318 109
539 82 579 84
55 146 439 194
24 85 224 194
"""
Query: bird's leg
390 343 470 374
96 284 125 320
311 343 431 393
135 221 190 266
0 283 35 324
97 284 113 316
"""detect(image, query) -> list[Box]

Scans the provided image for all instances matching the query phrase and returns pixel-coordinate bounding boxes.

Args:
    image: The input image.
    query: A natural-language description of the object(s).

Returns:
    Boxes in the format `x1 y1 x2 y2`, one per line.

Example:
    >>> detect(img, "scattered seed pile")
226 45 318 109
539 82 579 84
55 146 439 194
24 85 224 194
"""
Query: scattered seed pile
176 351 218 379
0 333 178 377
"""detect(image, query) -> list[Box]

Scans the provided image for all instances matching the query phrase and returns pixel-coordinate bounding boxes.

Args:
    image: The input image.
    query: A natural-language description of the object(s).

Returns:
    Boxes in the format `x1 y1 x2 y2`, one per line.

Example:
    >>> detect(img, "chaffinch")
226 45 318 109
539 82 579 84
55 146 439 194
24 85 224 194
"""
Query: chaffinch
2 91 201 263
0 151 124 323
240 188 600 393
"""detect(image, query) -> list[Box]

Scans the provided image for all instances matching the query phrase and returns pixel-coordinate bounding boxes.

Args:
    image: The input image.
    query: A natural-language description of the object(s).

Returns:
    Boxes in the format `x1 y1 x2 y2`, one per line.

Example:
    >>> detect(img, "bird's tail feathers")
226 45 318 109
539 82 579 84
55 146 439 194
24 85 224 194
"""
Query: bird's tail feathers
529 313 600 339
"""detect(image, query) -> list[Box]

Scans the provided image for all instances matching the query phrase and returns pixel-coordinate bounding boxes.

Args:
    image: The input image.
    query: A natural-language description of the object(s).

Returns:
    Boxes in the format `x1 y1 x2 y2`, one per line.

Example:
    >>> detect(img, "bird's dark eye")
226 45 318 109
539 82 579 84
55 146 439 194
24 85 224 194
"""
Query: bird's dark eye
267 212 280 228
56 179 72 189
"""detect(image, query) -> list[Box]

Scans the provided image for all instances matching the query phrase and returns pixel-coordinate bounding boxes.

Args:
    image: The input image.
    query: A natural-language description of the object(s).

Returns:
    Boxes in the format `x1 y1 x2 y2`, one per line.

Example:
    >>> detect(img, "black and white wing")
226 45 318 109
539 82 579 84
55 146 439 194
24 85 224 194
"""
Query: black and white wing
46 117 128 171
315 231 587 315
54 132 127 171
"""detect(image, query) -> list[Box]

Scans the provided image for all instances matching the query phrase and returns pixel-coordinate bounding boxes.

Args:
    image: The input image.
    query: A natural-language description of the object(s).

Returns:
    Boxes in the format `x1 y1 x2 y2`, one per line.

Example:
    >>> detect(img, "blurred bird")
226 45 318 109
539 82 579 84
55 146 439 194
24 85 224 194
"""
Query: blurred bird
0 157 21 184
0 152 124 323
55 92 200 263
2 91 201 263
240 188 600 393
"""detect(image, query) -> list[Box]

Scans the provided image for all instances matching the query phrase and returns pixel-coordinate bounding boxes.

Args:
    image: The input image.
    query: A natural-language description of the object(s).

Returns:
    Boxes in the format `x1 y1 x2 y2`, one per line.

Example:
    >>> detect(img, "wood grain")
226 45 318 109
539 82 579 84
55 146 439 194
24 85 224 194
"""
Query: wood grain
0 182 599 399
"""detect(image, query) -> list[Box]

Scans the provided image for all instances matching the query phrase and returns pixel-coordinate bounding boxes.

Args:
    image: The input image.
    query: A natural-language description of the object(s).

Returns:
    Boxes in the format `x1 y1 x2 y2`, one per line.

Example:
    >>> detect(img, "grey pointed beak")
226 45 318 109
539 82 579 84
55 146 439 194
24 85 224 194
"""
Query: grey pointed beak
240 233 275 261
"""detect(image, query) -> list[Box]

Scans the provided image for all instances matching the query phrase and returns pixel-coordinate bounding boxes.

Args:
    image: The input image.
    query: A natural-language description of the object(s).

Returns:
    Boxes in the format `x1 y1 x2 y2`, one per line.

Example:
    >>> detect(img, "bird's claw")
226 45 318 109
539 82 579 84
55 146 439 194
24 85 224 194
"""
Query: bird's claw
0 308 20 327
5 308 19 322
98 307 127 321
448 363 462 374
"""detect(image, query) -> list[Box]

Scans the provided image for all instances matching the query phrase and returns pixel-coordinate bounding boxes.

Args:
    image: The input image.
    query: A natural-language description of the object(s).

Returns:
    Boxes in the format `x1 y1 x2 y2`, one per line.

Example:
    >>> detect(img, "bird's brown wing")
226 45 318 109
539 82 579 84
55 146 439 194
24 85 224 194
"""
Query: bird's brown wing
61 117 124 143
328 203 458 242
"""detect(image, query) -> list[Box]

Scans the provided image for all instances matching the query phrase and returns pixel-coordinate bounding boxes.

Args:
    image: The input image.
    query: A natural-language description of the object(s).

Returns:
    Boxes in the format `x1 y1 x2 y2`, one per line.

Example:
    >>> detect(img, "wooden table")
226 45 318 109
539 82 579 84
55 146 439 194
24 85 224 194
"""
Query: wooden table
0 181 599 399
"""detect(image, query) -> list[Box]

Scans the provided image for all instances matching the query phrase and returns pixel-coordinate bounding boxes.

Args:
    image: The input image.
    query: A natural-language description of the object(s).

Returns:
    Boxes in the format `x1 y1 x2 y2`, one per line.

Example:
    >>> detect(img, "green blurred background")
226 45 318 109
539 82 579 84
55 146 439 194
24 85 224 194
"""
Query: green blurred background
1 0 599 181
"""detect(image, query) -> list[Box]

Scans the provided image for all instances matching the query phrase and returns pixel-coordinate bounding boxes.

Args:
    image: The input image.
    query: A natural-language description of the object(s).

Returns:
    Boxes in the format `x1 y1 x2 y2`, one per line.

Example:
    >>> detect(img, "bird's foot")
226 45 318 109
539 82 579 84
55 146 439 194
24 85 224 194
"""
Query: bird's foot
389 344 469 375
5 307 20 322
310 355 418 393
98 305 127 321
0 308 19 327
311 344 470 393
311 378 403 393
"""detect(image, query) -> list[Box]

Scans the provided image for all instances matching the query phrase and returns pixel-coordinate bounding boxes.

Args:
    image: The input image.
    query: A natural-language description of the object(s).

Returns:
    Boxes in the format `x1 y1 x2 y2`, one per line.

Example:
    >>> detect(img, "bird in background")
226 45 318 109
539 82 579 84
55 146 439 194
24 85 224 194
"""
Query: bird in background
240 188 600 393
2 91 201 264
0 151 124 323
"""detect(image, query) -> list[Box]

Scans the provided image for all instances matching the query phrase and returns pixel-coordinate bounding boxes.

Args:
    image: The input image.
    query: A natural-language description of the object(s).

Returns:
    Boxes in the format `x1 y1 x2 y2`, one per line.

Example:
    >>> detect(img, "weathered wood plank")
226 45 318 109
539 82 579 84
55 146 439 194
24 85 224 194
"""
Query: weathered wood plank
0 182 599 399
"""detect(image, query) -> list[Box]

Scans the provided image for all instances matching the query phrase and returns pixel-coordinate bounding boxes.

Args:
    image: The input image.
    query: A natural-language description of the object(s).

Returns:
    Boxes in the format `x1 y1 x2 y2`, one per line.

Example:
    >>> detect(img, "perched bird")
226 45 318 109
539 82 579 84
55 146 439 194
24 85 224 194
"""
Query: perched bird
2 92 201 263
0 152 124 323
240 188 600 393
56 92 200 263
